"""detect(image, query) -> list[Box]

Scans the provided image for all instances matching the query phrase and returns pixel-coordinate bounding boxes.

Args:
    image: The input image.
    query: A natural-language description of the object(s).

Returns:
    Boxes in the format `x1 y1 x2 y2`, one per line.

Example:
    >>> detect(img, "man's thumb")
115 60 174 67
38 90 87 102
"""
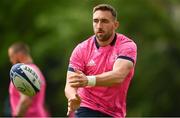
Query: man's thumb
75 69 83 74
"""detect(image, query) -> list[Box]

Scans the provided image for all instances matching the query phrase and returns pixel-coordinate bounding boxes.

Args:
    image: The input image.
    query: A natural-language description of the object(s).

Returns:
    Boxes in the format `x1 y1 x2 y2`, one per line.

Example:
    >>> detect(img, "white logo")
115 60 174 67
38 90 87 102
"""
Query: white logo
87 59 96 66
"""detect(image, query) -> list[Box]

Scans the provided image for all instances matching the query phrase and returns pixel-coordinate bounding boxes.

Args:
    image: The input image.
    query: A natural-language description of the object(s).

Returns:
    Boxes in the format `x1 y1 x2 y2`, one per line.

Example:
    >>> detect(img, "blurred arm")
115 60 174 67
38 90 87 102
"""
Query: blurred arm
15 93 33 117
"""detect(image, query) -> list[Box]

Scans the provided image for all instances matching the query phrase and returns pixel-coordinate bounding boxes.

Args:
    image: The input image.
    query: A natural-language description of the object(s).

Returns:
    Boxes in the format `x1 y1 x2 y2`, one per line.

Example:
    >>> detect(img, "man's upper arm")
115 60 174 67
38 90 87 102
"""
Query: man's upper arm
118 41 137 65
113 41 137 79
113 58 134 74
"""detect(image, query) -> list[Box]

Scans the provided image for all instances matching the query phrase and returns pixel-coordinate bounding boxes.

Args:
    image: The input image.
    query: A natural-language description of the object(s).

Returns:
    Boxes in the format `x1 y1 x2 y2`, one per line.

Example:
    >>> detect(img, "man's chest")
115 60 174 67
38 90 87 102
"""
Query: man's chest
84 48 119 75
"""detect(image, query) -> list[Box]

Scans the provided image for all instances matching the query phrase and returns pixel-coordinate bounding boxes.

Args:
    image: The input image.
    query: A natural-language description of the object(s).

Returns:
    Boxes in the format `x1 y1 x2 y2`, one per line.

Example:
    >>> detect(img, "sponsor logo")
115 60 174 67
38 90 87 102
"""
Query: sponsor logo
87 59 96 66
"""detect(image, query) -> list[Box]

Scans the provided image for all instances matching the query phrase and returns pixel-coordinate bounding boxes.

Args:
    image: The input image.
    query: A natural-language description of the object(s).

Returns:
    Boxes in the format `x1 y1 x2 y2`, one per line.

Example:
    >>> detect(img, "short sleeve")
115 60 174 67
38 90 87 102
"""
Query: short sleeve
118 41 137 64
68 44 85 72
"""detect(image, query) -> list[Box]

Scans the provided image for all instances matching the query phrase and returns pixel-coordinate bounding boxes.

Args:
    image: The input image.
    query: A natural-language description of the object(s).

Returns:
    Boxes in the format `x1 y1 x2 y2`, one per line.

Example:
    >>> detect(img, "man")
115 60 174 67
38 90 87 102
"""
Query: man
65 4 137 117
8 42 49 117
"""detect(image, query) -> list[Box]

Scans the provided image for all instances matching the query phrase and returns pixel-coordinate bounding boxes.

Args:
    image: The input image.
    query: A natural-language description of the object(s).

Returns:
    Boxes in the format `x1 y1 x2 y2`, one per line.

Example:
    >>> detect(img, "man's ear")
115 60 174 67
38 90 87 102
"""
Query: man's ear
114 21 119 30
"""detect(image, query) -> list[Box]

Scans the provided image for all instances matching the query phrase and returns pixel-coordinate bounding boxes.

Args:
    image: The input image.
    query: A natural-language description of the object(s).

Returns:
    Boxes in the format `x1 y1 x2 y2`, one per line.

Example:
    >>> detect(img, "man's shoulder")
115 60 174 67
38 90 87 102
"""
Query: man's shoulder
27 63 39 71
75 35 94 49
80 35 94 45
116 33 136 46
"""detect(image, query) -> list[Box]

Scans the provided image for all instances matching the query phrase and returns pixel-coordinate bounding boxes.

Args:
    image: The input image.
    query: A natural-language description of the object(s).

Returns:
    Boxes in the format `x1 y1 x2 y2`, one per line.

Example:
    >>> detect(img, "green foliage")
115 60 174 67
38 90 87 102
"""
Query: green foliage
0 0 180 116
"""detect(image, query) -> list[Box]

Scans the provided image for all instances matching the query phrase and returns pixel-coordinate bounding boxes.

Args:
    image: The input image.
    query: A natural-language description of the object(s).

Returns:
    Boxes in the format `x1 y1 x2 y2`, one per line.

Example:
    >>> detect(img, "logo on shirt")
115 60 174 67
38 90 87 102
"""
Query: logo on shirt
87 59 96 66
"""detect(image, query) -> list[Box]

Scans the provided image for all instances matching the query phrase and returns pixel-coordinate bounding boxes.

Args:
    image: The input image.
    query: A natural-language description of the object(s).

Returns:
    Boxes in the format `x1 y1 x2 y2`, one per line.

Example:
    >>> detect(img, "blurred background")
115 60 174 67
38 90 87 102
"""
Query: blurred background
0 0 180 116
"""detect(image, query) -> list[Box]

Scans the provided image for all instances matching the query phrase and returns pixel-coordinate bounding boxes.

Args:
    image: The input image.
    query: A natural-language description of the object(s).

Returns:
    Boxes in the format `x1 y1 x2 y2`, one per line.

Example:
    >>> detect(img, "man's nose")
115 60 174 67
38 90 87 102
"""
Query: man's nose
97 21 103 28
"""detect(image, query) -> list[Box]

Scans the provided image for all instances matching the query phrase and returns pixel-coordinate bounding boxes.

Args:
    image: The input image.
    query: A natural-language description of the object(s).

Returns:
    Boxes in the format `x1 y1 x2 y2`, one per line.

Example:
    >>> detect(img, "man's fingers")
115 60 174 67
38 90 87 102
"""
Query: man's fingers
69 79 82 83
70 83 81 87
67 94 81 116
67 106 73 116
67 101 74 116
67 103 76 116
69 79 86 87
69 78 82 83
69 74 81 79
75 69 83 74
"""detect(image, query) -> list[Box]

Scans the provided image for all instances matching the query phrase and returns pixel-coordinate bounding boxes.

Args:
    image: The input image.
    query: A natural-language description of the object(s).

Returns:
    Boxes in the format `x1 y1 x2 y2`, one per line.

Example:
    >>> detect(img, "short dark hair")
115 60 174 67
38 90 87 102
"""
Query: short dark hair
93 4 117 19
10 42 30 55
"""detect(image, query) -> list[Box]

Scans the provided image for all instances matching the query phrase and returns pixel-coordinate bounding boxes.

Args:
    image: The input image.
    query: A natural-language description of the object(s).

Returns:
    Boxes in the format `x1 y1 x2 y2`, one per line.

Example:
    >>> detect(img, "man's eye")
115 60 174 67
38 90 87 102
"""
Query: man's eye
93 19 99 23
102 19 109 23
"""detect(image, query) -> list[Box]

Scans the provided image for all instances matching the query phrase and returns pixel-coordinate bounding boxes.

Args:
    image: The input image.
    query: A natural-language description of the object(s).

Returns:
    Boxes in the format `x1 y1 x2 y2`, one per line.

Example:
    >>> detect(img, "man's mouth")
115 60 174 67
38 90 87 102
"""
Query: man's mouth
97 31 104 34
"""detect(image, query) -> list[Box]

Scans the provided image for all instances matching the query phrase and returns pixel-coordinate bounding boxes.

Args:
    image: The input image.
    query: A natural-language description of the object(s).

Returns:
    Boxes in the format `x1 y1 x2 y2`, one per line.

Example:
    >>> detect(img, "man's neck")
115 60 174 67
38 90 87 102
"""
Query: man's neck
97 33 115 47
20 56 33 64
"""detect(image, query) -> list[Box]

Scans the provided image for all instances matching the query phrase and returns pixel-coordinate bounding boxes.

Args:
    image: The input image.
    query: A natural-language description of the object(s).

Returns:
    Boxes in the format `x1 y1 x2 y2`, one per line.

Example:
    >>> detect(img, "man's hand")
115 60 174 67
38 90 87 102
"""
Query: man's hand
67 94 81 116
68 70 88 87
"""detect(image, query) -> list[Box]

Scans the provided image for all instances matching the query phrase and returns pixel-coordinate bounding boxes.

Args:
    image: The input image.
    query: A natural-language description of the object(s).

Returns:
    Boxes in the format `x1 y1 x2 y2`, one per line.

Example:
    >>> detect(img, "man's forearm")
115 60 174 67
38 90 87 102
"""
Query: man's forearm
65 84 78 99
16 100 32 117
95 69 125 86
65 71 79 99
94 59 133 86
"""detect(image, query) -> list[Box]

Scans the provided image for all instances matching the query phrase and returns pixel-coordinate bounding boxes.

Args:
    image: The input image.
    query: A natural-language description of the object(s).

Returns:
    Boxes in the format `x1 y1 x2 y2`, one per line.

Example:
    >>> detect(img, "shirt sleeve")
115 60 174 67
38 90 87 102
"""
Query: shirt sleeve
117 41 137 64
68 44 85 72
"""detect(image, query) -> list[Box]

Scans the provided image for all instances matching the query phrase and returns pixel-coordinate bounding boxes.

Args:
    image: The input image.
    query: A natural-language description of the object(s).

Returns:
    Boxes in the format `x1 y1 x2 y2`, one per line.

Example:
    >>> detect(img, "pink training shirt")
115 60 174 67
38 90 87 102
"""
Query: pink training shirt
9 63 48 117
68 33 137 117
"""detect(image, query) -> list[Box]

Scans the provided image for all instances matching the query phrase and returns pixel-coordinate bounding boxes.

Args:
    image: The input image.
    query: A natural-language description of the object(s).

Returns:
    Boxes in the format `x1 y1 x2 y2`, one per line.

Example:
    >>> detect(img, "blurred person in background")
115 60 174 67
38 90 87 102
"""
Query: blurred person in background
8 42 49 117
65 4 137 117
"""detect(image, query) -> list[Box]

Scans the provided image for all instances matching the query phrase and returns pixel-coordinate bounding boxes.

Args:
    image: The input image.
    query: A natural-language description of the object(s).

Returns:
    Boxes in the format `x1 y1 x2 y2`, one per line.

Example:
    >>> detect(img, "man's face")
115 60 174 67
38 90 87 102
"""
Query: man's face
8 48 19 64
93 10 118 41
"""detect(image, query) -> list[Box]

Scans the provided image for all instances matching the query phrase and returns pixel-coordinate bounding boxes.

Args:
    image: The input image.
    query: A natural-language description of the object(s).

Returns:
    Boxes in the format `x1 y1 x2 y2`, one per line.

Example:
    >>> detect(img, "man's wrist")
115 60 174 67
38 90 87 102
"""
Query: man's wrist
86 76 96 86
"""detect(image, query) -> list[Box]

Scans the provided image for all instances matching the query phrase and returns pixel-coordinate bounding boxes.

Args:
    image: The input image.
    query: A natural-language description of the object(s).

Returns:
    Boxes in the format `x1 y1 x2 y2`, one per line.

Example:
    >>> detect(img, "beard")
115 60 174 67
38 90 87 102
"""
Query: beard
95 32 112 42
